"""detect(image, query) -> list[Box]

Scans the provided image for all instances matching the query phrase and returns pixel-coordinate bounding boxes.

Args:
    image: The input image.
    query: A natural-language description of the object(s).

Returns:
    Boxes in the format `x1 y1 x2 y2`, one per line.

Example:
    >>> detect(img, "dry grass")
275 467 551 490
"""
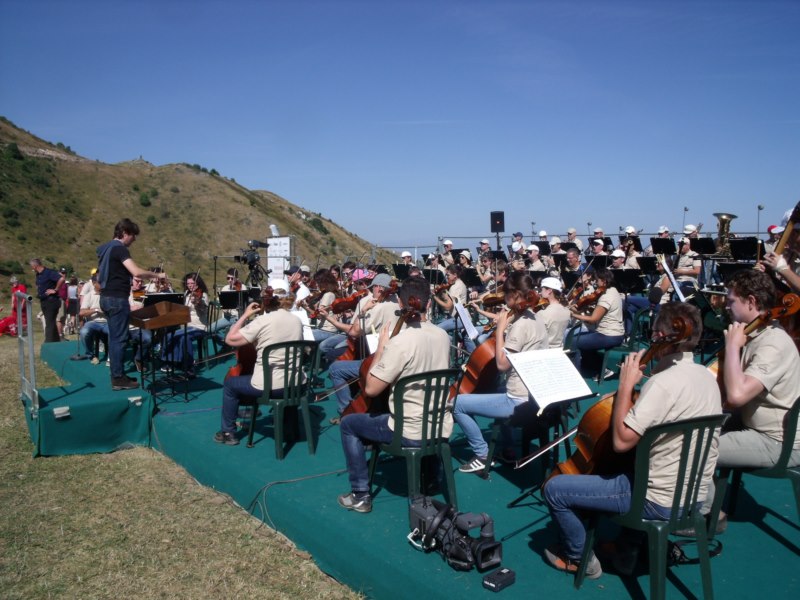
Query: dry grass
0 337 359 599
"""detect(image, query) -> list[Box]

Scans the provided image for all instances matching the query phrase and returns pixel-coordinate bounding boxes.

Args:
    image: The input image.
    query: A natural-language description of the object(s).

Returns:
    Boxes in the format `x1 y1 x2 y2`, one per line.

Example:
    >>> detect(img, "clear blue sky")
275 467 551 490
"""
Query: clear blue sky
2 0 798 249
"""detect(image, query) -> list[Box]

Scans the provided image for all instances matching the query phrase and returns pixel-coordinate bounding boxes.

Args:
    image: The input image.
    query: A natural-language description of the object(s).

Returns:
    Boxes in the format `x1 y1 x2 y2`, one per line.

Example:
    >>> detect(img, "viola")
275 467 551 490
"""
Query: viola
573 284 606 312
481 291 505 308
331 289 368 314
534 315 693 479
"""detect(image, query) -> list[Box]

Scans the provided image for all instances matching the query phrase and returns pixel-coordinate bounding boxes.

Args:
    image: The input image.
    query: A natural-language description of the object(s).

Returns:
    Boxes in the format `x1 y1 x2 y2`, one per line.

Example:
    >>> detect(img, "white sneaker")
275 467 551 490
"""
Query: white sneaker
459 456 493 473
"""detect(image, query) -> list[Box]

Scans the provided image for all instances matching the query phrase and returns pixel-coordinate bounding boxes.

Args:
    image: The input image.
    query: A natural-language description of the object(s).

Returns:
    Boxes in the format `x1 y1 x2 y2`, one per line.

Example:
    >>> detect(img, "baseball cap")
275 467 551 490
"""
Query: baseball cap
538 230 547 237
368 273 393 288
772 225 785 234
566 227 577 234
550 236 562 244
513 231 524 237
400 251 412 258
459 250 472 260
592 239 604 246
284 266 300 275
611 249 626 258
511 241 523 252
624 226 636 234
657 226 670 234
299 265 311 274
541 277 562 291
9 276 18 284
351 268 370 282
683 224 697 235
480 239 490 245
679 237 691 245
526 244 539 252
443 239 453 246
593 227 603 233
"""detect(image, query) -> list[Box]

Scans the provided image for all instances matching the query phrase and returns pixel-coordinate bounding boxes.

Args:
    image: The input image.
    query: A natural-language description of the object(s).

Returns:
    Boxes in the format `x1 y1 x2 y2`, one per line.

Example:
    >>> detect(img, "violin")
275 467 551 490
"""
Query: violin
434 281 452 296
573 284 606 312
529 315 693 478
331 289 368 314
481 291 505 308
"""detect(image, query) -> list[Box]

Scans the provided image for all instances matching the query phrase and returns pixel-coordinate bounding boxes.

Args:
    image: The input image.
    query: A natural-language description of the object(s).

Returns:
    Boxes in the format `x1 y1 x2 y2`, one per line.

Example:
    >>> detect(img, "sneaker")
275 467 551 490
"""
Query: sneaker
111 376 139 391
544 545 603 580
90 357 100 365
458 455 493 473
337 492 372 513
134 359 143 373
329 416 341 425
213 431 240 446
603 368 615 380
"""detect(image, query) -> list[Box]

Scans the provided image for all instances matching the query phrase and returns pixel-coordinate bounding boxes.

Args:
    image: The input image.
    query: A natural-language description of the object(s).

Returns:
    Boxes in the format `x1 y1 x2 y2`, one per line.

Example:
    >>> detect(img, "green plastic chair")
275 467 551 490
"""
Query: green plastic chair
598 306 652 382
712 394 800 528
575 413 726 599
367 368 460 509
245 340 318 459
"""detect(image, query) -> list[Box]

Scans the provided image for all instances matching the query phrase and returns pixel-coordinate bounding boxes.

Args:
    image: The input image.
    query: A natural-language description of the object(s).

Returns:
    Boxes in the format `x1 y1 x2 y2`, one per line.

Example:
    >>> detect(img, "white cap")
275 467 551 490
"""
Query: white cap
526 244 539 252
511 241 523 252
541 277 562 291
400 251 412 258
443 239 453 246
459 250 472 260
592 238 605 246
299 265 311 273
567 227 577 234
683 224 697 235
593 227 604 233
268 278 289 294
624 226 636 234
538 230 547 237
657 226 670 234
480 238 490 245
611 249 626 258
550 236 561 244
772 225 785 234
679 237 691 245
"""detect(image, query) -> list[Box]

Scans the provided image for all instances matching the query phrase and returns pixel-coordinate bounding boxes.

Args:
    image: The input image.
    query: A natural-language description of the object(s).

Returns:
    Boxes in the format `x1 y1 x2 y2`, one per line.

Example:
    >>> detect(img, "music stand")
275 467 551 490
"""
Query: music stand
689 238 716 256
551 254 568 272
219 290 248 310
144 292 184 307
527 271 546 288
611 269 645 295
460 267 482 289
373 264 390 275
650 238 677 255
560 242 577 252
422 268 446 286
562 271 581 292
729 238 760 262
590 255 613 270
392 264 411 280
533 241 551 256
488 250 507 262
247 287 262 302
716 262 753 283
635 256 659 275
618 235 643 252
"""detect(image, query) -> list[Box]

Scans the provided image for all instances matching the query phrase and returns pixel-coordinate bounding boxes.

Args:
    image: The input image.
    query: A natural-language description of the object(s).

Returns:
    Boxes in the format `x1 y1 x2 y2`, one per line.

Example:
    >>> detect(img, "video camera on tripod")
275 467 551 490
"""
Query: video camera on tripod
408 495 502 572
235 240 270 268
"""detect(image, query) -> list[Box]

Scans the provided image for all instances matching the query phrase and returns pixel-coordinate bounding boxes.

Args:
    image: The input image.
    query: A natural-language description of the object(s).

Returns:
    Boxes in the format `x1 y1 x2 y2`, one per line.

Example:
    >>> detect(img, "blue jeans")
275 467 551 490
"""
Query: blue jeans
453 392 525 458
162 327 205 370
329 359 362 414
79 320 109 358
100 296 130 379
221 374 284 433
438 317 476 352
209 315 235 337
574 331 624 373
340 413 420 492
318 333 347 362
544 473 672 560
130 327 152 361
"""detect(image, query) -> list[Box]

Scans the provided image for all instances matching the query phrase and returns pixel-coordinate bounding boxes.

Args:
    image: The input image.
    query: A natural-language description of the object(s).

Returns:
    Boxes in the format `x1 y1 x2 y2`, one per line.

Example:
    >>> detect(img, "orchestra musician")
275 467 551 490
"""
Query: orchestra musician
609 249 627 270
441 240 455 267
214 279 302 446
696 270 800 525
327 273 401 424
566 227 583 253
643 226 671 257
161 272 209 377
434 264 469 340
563 248 584 274
209 268 248 340
543 302 720 580
453 272 548 473
673 236 701 297
763 224 783 255
308 270 340 346
400 251 414 266
337 275 450 513
538 277 571 349
526 245 546 272
550 236 565 255
569 268 625 379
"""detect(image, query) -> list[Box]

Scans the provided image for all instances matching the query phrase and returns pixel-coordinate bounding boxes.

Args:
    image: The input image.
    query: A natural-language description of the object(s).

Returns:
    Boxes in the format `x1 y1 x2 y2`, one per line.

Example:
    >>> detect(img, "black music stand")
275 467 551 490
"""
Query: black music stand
611 269 645 295
392 264 411 280
618 235 643 252
716 262 753 283
689 238 716 256
590 255 613 270
635 256 659 276
247 287 262 302
560 242 578 252
219 290 248 311
144 292 184 306
488 250 507 262
562 271 581 292
422 268 446 286
650 238 677 255
729 238 760 262
551 254 568 272
533 241 552 256
460 267 482 289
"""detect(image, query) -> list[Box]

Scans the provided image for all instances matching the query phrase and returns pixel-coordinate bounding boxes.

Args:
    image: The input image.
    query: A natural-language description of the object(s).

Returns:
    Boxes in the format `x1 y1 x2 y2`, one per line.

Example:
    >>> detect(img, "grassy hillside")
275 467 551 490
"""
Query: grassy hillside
0 116 394 289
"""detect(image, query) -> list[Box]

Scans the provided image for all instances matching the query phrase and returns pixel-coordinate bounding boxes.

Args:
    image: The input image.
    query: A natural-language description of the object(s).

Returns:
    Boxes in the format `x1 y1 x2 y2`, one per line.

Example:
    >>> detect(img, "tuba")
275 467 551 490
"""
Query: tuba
713 212 737 256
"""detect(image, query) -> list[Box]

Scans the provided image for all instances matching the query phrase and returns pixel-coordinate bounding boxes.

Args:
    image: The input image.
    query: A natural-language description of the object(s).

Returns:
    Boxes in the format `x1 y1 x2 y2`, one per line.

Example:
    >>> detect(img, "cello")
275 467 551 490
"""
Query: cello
516 314 693 475
341 296 423 416
224 287 275 380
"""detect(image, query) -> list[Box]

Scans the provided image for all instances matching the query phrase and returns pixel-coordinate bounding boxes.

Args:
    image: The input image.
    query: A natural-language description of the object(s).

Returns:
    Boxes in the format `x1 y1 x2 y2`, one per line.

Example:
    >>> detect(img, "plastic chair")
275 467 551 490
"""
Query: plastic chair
367 368 460 509
245 340 318 459
575 414 726 600
598 307 652 381
712 394 800 527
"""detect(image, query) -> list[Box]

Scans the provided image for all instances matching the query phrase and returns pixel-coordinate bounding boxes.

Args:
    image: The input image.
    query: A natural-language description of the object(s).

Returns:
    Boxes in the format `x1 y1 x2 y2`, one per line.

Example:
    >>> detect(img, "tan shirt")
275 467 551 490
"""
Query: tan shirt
676 251 701 283
371 321 451 440
317 291 337 333
241 309 304 391
592 287 625 337
503 310 548 399
625 351 722 507
740 324 800 448
447 279 468 317
539 302 571 349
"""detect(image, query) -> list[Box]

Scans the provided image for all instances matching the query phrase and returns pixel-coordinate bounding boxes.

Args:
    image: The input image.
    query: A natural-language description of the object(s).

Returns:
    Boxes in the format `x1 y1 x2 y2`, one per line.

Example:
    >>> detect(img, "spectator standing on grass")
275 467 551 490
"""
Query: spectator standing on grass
29 258 64 344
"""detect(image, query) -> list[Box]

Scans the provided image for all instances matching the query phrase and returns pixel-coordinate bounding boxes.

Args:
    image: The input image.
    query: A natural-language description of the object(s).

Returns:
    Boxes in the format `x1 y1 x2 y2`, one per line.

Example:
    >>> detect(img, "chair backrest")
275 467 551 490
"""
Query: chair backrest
765 394 800 476
261 340 318 404
389 368 460 450
629 307 652 350
623 414 726 531
563 323 582 355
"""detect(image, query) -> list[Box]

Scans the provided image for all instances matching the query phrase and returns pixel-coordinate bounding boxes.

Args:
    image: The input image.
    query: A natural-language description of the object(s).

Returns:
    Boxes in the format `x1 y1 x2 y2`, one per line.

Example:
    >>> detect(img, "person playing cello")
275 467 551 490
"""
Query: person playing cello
214 279 302 446
542 302 721 580
337 275 450 513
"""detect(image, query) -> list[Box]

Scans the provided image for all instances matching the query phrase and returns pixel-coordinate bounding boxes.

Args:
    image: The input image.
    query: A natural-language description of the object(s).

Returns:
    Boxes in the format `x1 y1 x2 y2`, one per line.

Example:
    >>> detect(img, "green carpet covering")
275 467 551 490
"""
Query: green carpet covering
32 341 800 598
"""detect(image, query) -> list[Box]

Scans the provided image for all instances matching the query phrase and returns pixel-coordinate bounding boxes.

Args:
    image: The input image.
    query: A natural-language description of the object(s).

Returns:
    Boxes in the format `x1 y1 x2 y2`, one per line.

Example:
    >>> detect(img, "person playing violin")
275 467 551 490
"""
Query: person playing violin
327 273 401 423
337 275 450 513
209 268 249 340
538 277 571 349
214 279 302 445
161 272 209 377
696 270 800 520
570 268 625 379
453 272 548 473
434 264 468 336
543 302 721 579
307 269 341 348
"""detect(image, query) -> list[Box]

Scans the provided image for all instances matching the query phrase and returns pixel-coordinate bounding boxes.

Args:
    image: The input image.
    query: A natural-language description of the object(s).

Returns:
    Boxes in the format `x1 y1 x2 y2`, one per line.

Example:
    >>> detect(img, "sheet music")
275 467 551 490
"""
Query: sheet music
507 348 593 413
454 302 480 341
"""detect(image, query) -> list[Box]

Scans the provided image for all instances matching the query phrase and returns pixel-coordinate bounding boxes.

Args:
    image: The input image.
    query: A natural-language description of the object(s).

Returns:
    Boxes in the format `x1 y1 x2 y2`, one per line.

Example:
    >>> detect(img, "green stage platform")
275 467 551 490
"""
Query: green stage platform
29 341 800 598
